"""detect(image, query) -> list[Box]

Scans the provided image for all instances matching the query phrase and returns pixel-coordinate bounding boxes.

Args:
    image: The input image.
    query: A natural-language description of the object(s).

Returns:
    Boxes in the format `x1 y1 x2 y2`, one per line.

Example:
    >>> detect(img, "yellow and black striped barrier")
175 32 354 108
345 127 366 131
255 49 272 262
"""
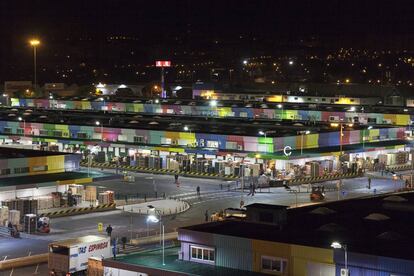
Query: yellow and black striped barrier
38 203 116 218
80 161 238 180
288 172 361 185
386 164 411 171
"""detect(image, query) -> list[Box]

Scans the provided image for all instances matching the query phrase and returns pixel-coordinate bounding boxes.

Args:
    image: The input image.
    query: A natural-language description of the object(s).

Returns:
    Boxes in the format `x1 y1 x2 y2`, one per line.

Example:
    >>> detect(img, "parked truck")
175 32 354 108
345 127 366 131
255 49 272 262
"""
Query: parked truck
48 235 111 275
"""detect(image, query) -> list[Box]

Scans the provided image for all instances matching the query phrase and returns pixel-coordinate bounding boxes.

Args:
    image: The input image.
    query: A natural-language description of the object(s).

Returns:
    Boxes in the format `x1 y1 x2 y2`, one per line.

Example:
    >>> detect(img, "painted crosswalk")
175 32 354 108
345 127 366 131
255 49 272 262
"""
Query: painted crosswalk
172 191 244 205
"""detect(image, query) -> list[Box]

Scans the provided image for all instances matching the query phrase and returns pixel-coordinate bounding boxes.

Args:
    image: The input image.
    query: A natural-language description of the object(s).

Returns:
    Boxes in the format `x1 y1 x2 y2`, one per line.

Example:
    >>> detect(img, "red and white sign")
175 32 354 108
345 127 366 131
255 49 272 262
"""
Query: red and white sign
88 241 108 252
155 60 171 67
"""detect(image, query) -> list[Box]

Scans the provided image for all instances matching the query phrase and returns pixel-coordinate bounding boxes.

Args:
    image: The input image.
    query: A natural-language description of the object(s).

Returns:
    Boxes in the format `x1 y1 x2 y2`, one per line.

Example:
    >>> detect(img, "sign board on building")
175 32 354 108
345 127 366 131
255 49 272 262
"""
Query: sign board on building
4 81 32 94
283 146 292 156
155 60 171 67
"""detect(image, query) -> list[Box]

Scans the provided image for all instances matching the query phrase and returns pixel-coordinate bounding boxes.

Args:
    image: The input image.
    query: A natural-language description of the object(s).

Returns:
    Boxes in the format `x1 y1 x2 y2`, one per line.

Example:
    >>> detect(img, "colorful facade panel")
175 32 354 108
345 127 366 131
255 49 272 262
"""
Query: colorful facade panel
11 98 412 126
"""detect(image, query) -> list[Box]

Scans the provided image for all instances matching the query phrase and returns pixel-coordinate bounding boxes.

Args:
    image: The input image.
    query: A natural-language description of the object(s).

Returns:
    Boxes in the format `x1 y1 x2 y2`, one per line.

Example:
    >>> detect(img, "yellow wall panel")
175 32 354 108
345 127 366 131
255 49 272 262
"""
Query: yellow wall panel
252 240 291 275
179 132 196 140
165 131 180 139
28 156 47 174
396 114 410 125
290 244 333 276
251 239 333 276
305 134 319 149
46 155 65 174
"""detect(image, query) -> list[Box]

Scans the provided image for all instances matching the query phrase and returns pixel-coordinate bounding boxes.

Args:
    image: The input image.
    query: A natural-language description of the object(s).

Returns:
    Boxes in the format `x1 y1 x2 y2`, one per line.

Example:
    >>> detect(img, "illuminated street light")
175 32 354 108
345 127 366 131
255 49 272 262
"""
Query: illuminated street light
18 117 26 137
277 104 283 109
29 39 40 46
210 100 217 107
258 130 265 136
29 39 40 88
331 242 348 274
95 121 103 141
147 215 159 223
183 126 189 131
288 60 294 65
147 205 165 266
330 123 353 153
243 60 248 65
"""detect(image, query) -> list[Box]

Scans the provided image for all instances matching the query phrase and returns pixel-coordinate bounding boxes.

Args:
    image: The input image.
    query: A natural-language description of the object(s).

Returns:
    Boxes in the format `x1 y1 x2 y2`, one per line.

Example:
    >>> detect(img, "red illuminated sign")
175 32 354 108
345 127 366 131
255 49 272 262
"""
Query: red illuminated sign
88 241 108 252
155 61 171 67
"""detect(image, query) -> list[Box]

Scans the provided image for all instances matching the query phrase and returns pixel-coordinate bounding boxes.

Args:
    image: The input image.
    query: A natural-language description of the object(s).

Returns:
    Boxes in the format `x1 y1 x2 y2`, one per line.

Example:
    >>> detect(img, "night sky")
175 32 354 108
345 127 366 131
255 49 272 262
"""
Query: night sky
1 0 414 40
1 0 414 83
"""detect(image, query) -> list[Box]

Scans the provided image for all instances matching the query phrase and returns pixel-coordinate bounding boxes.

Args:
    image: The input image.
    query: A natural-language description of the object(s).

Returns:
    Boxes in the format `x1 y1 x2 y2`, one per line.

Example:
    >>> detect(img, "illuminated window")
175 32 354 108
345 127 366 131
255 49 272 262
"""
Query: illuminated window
1 169 10 175
261 256 287 273
77 132 88 139
53 130 63 137
190 245 215 263
226 142 238 150
40 129 49 136
134 136 145 143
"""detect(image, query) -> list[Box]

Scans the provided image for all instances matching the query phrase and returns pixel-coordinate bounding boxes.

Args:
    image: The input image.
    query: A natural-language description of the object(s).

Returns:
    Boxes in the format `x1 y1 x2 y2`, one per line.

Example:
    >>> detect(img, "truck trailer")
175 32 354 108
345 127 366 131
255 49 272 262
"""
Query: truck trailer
48 235 111 275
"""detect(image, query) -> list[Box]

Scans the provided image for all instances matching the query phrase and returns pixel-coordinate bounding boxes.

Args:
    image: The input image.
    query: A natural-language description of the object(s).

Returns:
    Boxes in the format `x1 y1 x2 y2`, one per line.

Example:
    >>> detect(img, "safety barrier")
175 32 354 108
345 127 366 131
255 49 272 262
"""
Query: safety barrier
386 164 412 172
38 203 116 218
287 172 361 185
80 161 238 180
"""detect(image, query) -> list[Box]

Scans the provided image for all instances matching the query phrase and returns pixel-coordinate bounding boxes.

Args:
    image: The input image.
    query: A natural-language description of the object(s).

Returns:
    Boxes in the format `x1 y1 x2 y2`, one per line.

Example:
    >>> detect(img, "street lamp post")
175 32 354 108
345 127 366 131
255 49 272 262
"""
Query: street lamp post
210 100 218 117
29 39 40 88
330 122 353 155
147 206 165 266
87 153 94 177
331 242 348 274
2 94 9 106
18 117 26 137
362 126 373 149
184 126 194 147
95 121 103 141
298 130 311 155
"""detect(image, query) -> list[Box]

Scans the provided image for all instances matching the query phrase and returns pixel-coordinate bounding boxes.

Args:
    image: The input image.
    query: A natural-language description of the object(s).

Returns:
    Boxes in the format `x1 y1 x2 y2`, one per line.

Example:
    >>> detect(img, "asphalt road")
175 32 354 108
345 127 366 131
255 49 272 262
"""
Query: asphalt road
0 169 404 261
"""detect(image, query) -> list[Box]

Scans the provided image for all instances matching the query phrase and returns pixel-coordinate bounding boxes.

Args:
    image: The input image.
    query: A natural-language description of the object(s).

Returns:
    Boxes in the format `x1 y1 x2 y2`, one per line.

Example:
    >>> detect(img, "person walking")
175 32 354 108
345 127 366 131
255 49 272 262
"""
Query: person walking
367 177 372 189
196 186 201 196
174 173 179 184
247 183 253 196
106 224 113 237
204 210 209 222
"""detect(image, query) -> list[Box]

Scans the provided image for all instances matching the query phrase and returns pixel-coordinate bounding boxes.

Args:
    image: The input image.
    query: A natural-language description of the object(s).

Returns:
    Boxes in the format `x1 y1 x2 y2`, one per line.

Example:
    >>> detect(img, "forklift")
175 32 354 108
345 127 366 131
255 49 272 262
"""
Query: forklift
310 185 326 201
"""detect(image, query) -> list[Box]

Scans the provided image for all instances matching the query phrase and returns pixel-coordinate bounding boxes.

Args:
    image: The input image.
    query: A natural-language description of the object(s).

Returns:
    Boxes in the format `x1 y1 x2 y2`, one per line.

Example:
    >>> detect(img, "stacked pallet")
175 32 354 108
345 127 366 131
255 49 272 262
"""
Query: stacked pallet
3 199 37 218
85 186 97 202
0 206 9 226
51 192 62 208
166 158 180 171
8 210 20 225
23 214 37 233
396 151 409 165
37 196 54 210
98 190 115 205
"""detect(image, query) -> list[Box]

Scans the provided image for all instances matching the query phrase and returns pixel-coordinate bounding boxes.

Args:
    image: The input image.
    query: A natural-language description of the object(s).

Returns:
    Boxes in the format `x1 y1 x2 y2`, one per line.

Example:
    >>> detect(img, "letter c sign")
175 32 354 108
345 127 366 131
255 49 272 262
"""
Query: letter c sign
283 146 292 156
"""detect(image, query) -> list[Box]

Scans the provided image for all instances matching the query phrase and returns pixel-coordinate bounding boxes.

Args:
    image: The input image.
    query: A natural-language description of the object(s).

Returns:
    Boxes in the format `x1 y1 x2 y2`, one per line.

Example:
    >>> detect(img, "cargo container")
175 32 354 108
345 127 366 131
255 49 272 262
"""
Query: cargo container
48 235 111 275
